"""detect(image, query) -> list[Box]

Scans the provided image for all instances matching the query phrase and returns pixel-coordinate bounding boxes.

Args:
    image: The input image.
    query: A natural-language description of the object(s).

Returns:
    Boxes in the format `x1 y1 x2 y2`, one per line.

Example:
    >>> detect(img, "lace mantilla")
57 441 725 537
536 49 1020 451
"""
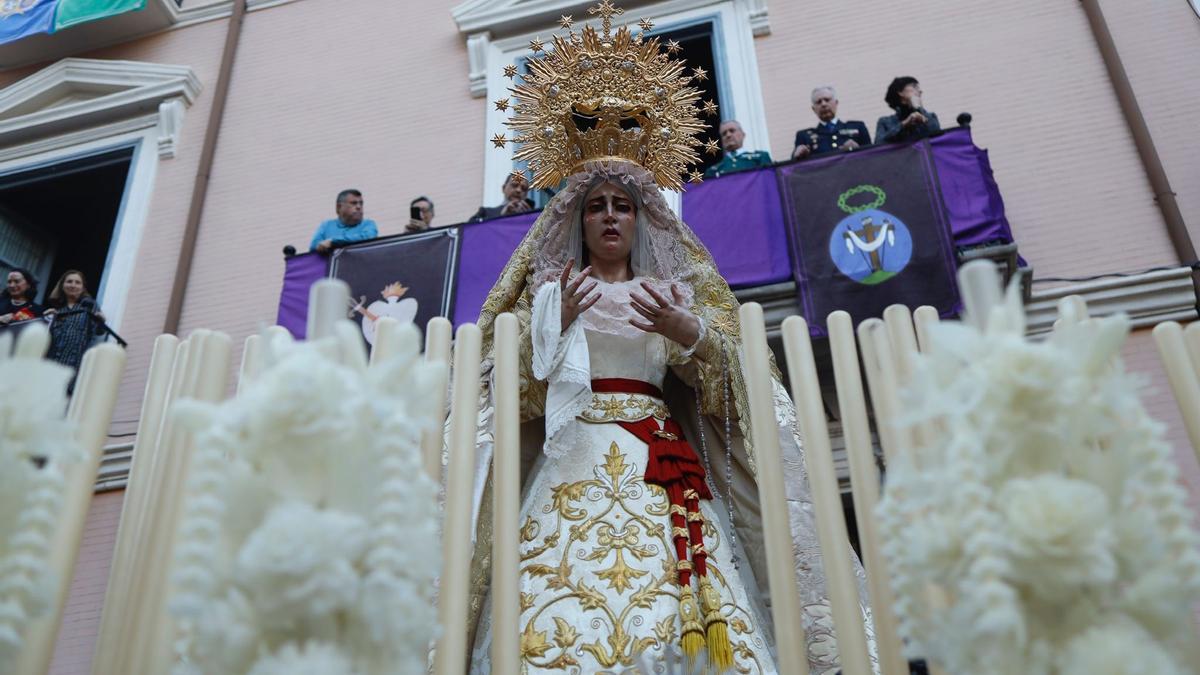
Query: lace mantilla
531 282 591 460
578 278 695 340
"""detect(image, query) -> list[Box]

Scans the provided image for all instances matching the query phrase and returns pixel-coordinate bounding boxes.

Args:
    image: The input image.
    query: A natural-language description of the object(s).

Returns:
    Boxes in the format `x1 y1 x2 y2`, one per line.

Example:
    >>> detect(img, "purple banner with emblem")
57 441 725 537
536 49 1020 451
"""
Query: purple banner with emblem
275 128 1012 334
778 139 961 335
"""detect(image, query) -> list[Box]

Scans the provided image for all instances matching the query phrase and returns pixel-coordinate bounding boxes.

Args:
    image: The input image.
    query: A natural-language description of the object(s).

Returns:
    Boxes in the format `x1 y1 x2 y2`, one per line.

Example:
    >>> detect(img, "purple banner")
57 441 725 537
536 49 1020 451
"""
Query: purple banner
681 167 791 288
453 211 540 326
276 251 329 338
929 129 1015 248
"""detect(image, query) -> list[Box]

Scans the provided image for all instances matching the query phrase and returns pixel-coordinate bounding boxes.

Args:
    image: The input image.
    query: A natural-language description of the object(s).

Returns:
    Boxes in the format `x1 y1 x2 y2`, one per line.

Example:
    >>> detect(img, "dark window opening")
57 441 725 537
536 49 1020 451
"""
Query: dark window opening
650 21 723 174
0 147 133 304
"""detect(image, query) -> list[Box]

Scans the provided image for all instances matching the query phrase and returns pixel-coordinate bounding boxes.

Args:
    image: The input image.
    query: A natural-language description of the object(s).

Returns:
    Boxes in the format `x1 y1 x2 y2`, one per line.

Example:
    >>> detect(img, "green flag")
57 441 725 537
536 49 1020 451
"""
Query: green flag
53 0 146 30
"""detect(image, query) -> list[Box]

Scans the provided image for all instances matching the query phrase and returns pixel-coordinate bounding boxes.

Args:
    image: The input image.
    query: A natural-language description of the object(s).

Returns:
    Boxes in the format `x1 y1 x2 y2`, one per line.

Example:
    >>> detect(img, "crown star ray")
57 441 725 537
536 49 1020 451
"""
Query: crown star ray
496 0 709 191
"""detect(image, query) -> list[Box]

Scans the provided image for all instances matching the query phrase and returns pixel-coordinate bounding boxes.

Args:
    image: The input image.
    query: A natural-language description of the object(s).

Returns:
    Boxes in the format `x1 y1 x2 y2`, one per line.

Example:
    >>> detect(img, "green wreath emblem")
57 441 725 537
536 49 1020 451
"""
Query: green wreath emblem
837 185 887 214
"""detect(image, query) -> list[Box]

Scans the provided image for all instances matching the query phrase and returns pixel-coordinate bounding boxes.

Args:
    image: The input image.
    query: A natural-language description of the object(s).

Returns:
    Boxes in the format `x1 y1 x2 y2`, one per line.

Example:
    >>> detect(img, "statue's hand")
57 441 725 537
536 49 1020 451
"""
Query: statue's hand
559 259 599 332
629 282 700 347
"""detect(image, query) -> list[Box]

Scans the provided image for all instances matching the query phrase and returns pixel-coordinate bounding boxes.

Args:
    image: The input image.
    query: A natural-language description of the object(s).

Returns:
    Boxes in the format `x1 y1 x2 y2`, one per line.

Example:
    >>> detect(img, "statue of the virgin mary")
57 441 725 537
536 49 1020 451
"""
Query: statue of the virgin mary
465 4 872 672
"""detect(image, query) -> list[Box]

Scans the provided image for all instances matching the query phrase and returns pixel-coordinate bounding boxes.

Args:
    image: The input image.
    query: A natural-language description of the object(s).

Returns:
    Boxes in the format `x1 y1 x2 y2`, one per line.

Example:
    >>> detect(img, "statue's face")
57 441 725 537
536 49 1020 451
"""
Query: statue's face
582 182 637 265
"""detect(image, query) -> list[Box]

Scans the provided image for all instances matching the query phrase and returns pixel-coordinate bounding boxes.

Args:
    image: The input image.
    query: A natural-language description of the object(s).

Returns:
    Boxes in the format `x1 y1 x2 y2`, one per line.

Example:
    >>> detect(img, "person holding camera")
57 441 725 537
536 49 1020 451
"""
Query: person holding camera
405 196 436 233
468 172 535 223
875 76 941 144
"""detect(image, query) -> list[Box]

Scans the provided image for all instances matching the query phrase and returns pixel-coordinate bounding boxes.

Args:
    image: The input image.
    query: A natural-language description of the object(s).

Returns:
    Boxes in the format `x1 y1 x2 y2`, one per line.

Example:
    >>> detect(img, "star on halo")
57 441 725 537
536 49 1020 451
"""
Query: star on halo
638 18 654 32
494 98 510 112
503 64 519 79
692 66 709 82
509 170 528 185
688 169 704 184
529 36 545 53
701 99 719 117
703 139 720 156
665 39 682 55
559 14 574 29
490 133 508 149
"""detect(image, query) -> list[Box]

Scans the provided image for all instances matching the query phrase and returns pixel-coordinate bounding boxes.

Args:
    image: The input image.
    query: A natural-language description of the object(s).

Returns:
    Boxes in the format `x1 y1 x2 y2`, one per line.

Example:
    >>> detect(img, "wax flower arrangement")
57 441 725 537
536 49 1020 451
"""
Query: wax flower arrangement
878 285 1200 675
0 326 79 671
169 323 443 675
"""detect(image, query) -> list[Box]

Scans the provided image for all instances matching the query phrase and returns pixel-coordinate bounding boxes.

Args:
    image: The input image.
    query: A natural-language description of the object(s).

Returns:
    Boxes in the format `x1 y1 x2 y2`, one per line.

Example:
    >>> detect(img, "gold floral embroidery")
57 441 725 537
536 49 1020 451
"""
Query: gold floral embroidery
517 439 768 672
578 393 669 423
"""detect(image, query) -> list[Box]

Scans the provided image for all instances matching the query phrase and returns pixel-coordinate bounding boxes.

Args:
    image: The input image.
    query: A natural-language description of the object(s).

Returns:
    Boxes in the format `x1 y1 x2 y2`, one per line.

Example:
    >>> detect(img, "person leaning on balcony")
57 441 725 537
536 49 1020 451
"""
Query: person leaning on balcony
469 172 535 223
43 269 106 393
792 86 872 159
309 189 379 253
0 267 42 325
405 196 436 233
875 76 941 144
703 120 773 178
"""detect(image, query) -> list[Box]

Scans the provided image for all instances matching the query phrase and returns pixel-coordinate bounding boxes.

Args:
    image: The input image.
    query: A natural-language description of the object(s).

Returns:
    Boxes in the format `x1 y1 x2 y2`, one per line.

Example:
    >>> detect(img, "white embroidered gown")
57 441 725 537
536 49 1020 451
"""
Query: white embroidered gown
471 279 778 673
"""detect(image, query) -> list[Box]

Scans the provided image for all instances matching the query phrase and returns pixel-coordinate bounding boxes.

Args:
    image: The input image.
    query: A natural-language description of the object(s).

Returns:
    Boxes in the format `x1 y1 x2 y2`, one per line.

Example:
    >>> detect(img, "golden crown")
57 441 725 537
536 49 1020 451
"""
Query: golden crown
491 1 719 191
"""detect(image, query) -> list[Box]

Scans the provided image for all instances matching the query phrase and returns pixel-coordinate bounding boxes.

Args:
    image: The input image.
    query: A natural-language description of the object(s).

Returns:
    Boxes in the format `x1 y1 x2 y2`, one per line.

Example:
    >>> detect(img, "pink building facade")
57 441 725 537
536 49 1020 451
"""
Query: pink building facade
0 1 1197 671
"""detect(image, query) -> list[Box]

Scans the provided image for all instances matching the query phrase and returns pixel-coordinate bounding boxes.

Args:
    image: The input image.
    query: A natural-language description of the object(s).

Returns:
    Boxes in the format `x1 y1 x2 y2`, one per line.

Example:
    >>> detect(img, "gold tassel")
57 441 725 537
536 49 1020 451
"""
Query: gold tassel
699 577 734 671
679 585 706 663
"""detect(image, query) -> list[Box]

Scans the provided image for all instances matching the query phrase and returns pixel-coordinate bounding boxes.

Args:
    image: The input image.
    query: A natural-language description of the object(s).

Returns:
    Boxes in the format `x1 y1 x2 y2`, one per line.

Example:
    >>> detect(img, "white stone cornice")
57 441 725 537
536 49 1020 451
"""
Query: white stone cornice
1025 267 1197 334
735 266 1198 339
0 58 201 158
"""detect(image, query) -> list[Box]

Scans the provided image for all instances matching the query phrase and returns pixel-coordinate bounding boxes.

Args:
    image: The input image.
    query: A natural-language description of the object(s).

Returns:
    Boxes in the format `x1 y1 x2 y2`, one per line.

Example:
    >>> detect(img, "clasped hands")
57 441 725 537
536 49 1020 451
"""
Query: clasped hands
558 260 701 347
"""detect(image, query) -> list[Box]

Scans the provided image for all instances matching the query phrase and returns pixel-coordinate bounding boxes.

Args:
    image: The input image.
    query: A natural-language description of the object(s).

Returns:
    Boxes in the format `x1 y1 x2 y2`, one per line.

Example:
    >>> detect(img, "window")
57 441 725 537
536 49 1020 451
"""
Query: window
0 147 133 304
476 0 770 209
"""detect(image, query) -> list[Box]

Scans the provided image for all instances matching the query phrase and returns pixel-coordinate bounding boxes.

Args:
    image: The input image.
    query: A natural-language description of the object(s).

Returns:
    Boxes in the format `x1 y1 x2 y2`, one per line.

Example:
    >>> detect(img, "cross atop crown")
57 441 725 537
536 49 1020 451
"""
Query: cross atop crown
588 0 624 38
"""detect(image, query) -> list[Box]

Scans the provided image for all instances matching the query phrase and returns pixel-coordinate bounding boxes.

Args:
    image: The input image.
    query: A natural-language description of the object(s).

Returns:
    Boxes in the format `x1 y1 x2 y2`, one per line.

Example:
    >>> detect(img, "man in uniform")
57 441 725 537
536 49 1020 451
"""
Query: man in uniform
792 86 871 160
704 120 773 177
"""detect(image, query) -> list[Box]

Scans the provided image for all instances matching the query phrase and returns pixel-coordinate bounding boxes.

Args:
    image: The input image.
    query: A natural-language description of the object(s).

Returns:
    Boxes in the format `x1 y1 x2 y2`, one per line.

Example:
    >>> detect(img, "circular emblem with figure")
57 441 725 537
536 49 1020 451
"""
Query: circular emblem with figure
828 185 913 285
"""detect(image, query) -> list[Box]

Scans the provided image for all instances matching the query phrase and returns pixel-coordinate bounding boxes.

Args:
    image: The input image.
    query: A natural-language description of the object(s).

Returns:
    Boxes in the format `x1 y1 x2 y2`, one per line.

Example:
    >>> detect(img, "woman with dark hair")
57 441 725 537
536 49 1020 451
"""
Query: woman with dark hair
875 76 941 144
43 269 106 388
0 267 42 325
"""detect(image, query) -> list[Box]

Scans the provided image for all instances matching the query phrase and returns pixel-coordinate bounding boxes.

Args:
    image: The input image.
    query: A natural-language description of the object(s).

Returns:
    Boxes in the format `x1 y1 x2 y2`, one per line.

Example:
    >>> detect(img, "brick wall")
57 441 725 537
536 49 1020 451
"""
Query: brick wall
754 0 1191 281
48 490 124 675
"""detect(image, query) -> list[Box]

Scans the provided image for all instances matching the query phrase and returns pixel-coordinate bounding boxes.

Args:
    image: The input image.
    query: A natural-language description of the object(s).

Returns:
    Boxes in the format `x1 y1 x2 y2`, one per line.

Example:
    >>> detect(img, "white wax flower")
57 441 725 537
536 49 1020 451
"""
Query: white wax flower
0 341 78 671
1000 475 1116 598
879 282 1200 673
236 501 368 623
247 641 355 675
1057 621 1184 675
170 327 441 674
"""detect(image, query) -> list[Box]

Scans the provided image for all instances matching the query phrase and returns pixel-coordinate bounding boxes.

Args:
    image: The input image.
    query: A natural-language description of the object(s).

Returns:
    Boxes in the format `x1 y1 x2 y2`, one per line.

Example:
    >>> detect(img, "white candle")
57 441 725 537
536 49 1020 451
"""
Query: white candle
912 306 940 354
93 334 178 674
738 303 809 674
114 337 191 674
781 315 872 675
1057 294 1089 324
13 320 49 358
1182 322 1200 379
237 333 262 395
827 312 907 675
130 331 233 675
958 260 1000 331
856 319 900 465
16 344 126 675
370 316 402 366
1153 322 1200 465
491 314 521 675
307 278 350 340
422 317 453 482
882 305 920 382
434 324 482 675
